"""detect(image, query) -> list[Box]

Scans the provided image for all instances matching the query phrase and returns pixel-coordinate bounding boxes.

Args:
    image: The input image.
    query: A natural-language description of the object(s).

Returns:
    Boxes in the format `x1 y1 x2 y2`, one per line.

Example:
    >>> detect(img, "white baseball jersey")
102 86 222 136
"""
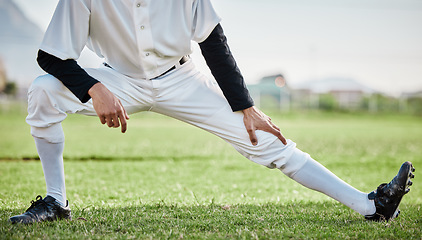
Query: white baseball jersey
40 0 221 79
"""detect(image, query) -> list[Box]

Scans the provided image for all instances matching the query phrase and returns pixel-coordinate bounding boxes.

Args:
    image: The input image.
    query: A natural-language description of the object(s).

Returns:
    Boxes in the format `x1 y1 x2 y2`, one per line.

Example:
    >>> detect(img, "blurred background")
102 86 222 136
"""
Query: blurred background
1 0 422 114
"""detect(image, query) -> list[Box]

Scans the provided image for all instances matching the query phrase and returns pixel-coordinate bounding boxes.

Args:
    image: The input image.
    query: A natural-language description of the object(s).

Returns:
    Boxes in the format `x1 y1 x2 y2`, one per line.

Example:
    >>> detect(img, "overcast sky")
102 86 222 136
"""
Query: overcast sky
14 0 422 96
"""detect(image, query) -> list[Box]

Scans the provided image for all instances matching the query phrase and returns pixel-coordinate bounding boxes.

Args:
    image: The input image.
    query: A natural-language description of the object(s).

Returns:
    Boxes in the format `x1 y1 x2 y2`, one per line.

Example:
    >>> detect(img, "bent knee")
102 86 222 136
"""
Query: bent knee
29 74 65 97
27 75 68 120
235 131 298 169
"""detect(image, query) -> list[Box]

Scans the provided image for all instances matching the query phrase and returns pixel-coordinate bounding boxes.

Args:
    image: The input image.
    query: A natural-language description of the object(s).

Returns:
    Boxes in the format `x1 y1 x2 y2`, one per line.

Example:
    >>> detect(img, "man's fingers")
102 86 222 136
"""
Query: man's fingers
99 116 106 125
98 105 128 132
247 128 258 146
103 112 120 128
118 112 128 133
259 120 287 146
90 83 130 132
268 123 287 145
100 111 128 133
112 114 120 128
271 122 280 131
277 132 287 145
105 115 114 127
242 106 287 146
244 117 258 146
119 99 130 120
120 119 127 133
268 121 286 145
117 100 128 133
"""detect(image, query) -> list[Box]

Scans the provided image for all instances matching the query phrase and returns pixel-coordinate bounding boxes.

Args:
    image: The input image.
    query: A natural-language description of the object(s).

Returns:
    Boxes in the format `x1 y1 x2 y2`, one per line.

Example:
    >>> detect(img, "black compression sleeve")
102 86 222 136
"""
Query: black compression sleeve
199 23 254 112
37 50 99 103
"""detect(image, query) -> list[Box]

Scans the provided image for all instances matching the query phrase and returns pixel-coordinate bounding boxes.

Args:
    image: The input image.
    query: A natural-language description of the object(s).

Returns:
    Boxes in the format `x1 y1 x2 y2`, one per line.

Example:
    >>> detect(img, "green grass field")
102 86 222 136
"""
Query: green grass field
0 109 421 239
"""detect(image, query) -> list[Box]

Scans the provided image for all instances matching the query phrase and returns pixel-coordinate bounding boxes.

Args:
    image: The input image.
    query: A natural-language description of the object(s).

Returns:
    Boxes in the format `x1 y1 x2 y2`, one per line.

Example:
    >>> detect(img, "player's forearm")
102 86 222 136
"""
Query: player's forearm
199 24 254 112
37 50 99 103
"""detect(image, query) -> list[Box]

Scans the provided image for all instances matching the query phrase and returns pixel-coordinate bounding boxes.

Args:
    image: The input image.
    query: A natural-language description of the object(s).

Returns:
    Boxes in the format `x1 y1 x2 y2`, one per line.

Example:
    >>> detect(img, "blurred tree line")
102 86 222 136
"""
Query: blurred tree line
1 82 17 96
309 93 422 116
258 92 422 116
0 58 17 96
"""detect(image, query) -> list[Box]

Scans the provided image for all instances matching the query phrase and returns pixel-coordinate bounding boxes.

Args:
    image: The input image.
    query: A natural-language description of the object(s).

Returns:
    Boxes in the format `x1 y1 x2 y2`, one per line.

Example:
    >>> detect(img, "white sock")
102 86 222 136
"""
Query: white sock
281 148 376 216
34 137 66 206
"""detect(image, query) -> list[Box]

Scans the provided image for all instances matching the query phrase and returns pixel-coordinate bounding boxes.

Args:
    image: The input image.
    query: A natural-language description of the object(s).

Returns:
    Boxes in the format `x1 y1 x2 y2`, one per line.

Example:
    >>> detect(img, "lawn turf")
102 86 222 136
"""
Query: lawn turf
1 110 421 239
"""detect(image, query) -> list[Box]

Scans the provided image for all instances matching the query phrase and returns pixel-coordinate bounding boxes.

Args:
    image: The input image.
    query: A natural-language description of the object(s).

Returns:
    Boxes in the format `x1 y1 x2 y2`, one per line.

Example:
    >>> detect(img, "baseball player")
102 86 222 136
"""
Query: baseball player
10 0 414 224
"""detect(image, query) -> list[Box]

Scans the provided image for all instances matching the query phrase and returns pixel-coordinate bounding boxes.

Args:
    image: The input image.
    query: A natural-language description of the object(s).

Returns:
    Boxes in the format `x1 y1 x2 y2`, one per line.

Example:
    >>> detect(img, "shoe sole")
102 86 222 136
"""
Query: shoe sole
390 161 415 220
403 161 415 194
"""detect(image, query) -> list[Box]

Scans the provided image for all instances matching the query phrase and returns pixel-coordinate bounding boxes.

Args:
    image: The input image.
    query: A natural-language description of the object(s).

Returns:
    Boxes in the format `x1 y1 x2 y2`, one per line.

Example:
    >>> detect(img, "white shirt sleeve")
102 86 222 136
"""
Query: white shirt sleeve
191 0 222 43
39 0 91 60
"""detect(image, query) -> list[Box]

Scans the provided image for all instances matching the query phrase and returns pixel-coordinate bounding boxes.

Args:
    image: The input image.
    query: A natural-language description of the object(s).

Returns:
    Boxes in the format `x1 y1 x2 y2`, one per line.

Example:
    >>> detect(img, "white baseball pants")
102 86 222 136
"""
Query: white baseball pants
26 60 375 216
27 60 304 171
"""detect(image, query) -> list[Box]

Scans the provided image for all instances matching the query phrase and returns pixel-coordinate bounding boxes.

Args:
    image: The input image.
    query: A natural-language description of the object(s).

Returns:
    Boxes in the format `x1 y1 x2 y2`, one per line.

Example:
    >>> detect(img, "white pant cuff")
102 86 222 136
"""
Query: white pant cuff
31 124 65 143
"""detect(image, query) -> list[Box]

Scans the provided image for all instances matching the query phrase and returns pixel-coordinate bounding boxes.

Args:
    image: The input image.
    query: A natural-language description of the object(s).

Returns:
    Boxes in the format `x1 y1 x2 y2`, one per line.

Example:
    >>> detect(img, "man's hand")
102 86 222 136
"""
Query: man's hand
88 82 129 133
242 106 287 146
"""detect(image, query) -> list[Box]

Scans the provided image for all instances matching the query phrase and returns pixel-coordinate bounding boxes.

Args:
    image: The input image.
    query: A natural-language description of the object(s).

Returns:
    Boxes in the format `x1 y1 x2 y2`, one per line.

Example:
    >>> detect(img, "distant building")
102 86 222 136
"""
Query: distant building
292 77 375 109
401 90 422 99
247 74 291 111
248 75 375 110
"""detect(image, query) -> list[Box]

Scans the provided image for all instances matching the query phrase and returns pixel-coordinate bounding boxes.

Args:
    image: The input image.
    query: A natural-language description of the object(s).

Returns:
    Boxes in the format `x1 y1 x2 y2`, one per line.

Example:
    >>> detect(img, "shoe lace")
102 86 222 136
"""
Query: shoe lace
25 195 48 213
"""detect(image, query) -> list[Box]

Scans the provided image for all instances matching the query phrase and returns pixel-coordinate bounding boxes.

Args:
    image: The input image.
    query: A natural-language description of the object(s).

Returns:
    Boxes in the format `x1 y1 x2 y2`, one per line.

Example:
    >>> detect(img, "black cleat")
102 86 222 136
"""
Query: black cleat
365 161 415 221
9 195 71 224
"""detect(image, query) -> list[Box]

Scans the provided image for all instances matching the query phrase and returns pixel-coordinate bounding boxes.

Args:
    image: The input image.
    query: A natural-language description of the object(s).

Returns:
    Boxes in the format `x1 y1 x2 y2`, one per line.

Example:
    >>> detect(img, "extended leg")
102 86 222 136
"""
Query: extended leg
151 61 413 220
285 148 375 216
